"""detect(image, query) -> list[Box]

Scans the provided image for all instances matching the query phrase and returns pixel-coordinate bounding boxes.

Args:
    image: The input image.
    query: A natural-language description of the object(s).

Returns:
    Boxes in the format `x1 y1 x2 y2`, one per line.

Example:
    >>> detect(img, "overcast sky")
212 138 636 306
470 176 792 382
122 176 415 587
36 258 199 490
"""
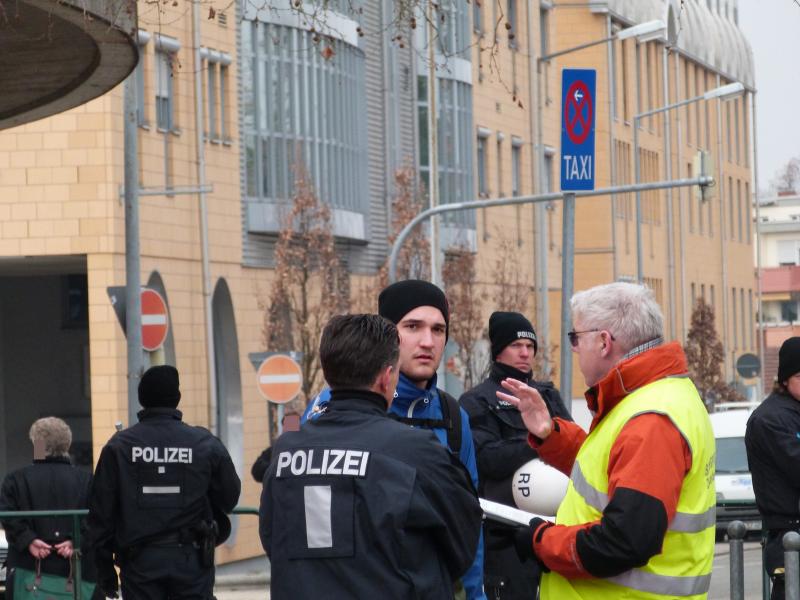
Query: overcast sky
737 1 800 193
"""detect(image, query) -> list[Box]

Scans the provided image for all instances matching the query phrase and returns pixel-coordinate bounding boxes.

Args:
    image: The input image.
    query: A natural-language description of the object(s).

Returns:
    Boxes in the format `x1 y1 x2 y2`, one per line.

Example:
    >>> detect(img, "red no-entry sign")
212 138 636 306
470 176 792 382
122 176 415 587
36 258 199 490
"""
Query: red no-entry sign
141 288 169 351
257 354 303 403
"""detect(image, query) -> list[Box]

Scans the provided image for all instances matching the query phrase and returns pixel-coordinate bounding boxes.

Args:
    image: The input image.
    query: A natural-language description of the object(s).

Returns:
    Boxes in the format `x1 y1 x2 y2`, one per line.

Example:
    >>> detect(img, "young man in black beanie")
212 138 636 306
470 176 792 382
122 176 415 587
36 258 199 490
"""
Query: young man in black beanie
303 280 487 600
746 336 800 600
459 311 570 600
261 314 482 599
86 365 241 600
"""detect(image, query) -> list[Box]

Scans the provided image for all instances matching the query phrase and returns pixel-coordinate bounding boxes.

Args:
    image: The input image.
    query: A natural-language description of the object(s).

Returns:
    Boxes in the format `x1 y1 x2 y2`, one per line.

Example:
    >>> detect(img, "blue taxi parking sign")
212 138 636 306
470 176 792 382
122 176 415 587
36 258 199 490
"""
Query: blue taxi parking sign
560 69 596 191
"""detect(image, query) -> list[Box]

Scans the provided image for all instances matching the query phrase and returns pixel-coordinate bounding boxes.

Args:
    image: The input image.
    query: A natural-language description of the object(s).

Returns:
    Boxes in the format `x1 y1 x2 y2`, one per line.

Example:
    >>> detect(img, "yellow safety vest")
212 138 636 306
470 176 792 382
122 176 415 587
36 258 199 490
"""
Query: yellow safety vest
541 376 716 600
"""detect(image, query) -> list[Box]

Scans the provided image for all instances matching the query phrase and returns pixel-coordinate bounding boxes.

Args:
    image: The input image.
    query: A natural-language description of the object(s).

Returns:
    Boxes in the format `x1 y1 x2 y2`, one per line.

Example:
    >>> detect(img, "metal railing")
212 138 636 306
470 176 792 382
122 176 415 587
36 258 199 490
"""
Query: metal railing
0 506 260 599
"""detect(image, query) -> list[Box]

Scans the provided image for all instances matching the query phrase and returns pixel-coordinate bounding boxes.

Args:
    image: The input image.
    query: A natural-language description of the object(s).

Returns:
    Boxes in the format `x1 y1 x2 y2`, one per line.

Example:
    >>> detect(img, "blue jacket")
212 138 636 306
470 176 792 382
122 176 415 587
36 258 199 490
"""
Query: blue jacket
303 375 487 600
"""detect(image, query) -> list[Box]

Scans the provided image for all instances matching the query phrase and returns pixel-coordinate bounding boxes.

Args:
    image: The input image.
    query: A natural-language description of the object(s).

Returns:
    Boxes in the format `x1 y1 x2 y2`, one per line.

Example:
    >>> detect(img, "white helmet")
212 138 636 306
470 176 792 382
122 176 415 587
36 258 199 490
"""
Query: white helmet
512 458 570 517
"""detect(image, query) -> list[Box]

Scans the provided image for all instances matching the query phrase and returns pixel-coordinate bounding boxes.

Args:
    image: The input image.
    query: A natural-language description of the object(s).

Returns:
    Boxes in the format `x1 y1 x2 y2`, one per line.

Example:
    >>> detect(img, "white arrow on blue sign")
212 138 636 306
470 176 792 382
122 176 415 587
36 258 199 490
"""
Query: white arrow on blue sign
560 69 597 191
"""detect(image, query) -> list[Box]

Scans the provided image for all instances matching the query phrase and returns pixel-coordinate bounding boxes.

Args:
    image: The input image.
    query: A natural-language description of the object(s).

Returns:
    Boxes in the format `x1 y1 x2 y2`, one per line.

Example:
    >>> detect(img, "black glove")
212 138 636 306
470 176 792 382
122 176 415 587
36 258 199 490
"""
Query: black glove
96 552 119 600
487 518 553 568
98 573 119 599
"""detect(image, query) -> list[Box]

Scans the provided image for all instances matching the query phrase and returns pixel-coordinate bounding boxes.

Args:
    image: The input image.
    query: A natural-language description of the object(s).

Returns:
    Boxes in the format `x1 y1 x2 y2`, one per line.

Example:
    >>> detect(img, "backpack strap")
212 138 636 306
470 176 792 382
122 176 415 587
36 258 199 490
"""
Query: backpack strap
390 390 463 455
439 389 462 455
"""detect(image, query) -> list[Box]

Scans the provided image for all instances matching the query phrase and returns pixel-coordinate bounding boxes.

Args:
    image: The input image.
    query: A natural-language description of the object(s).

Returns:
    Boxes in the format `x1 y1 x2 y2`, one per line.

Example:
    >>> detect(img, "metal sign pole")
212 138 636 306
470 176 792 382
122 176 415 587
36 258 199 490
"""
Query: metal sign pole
559 193 576 412
123 73 143 427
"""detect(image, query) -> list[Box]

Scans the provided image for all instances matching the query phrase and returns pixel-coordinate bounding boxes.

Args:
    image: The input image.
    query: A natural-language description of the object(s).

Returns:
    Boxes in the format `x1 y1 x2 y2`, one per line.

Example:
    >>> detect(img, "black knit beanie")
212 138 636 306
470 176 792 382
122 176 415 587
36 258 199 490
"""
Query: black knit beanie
489 311 537 360
378 280 449 339
138 365 182 408
778 337 800 384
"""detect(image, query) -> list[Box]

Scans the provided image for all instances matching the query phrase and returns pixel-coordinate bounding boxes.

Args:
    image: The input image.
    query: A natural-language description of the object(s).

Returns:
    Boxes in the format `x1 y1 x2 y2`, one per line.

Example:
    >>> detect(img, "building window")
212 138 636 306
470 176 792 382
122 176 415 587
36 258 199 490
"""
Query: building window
645 44 653 124
707 188 713 237
726 101 733 162
496 136 503 196
202 49 232 142
740 288 746 350
511 142 521 196
220 65 228 139
155 50 174 131
477 133 488 196
704 72 711 150
748 289 753 348
153 35 180 132
543 151 554 193
781 301 797 323
777 240 799 266
697 167 704 234
437 0 471 59
691 282 697 307
737 179 743 242
688 161 695 233
743 95 750 167
728 176 734 239
434 77 474 230
540 5 551 57
684 62 693 146
732 288 737 350
507 0 517 48
473 0 482 33
745 182 751 244
614 140 628 219
710 284 716 311
136 31 151 127
621 40 630 121
207 61 217 139
241 20 367 214
734 98 741 164
610 34 618 120
695 67 703 148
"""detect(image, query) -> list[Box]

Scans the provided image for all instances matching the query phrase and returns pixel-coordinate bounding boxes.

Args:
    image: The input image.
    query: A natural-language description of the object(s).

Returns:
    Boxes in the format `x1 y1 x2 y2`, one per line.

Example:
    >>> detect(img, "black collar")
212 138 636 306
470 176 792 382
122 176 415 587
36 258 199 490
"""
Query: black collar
329 389 389 413
33 456 71 465
137 407 184 421
490 361 532 384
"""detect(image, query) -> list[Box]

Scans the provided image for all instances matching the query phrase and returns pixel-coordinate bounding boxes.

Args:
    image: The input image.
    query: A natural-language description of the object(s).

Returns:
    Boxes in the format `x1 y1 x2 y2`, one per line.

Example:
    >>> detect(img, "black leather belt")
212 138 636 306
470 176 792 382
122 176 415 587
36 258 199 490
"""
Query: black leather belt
144 530 199 547
763 515 800 531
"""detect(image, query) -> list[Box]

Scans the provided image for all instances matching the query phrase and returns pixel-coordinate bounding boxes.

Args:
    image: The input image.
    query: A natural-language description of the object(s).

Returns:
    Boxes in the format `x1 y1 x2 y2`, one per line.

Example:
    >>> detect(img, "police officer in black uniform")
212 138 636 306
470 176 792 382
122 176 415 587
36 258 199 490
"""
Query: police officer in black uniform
746 337 800 600
260 314 483 599
459 311 571 599
87 365 241 600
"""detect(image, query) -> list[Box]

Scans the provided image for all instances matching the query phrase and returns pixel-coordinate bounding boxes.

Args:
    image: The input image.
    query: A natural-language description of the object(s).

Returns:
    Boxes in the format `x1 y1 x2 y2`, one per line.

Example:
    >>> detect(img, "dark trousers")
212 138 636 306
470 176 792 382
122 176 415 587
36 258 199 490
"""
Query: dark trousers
771 575 785 600
483 532 541 600
766 530 788 600
120 544 215 600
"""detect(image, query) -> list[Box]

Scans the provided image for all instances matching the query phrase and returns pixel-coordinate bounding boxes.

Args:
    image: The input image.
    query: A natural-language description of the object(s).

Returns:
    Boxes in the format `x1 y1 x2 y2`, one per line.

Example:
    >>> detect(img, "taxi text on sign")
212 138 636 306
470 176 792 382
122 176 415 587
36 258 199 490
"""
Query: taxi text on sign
560 69 597 191
257 354 303 404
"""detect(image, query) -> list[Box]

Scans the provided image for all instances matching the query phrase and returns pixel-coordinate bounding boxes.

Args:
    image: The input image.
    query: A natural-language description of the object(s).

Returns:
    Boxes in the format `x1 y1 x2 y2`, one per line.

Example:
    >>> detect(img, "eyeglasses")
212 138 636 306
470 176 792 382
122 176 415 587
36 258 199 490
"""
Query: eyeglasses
567 329 616 348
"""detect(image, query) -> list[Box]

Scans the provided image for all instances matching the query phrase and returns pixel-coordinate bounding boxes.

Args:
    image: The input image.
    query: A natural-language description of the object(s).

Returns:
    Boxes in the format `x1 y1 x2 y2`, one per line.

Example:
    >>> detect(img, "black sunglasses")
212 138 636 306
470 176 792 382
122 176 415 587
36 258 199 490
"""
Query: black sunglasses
568 329 615 348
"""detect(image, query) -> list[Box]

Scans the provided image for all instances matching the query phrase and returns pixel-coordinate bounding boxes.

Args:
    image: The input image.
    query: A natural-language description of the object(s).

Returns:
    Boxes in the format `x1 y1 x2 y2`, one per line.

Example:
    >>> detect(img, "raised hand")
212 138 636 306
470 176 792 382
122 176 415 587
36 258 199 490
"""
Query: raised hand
496 378 554 440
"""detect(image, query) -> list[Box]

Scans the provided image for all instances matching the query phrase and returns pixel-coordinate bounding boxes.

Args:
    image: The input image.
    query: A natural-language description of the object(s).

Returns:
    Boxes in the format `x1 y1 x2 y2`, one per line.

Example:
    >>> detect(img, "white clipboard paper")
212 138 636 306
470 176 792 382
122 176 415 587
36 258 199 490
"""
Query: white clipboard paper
480 497 549 526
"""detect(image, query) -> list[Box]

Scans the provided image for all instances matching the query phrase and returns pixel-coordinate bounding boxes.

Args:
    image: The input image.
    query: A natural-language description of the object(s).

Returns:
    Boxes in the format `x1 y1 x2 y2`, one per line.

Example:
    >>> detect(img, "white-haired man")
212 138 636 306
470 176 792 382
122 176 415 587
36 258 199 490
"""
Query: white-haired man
497 282 716 600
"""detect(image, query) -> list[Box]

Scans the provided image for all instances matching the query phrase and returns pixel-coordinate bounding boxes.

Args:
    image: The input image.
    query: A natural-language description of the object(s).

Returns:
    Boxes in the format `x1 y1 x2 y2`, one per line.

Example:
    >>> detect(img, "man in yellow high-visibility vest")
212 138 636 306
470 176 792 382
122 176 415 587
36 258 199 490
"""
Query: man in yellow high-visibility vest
497 282 716 600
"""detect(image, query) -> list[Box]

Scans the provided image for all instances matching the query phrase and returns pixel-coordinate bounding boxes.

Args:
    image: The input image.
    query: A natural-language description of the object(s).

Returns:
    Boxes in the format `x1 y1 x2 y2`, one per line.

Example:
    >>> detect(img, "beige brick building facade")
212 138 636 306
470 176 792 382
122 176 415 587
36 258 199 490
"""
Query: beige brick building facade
0 0 757 565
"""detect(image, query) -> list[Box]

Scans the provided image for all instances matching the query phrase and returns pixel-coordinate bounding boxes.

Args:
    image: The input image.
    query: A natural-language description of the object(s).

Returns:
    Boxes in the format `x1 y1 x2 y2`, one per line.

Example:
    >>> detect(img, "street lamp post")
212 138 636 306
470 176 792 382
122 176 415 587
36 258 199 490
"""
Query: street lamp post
534 19 666 386
633 82 745 283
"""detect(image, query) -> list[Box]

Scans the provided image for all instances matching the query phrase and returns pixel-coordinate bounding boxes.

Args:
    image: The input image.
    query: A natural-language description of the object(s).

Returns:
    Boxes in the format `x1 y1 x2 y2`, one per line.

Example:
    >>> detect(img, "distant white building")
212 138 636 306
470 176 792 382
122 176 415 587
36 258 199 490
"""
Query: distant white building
755 192 800 386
